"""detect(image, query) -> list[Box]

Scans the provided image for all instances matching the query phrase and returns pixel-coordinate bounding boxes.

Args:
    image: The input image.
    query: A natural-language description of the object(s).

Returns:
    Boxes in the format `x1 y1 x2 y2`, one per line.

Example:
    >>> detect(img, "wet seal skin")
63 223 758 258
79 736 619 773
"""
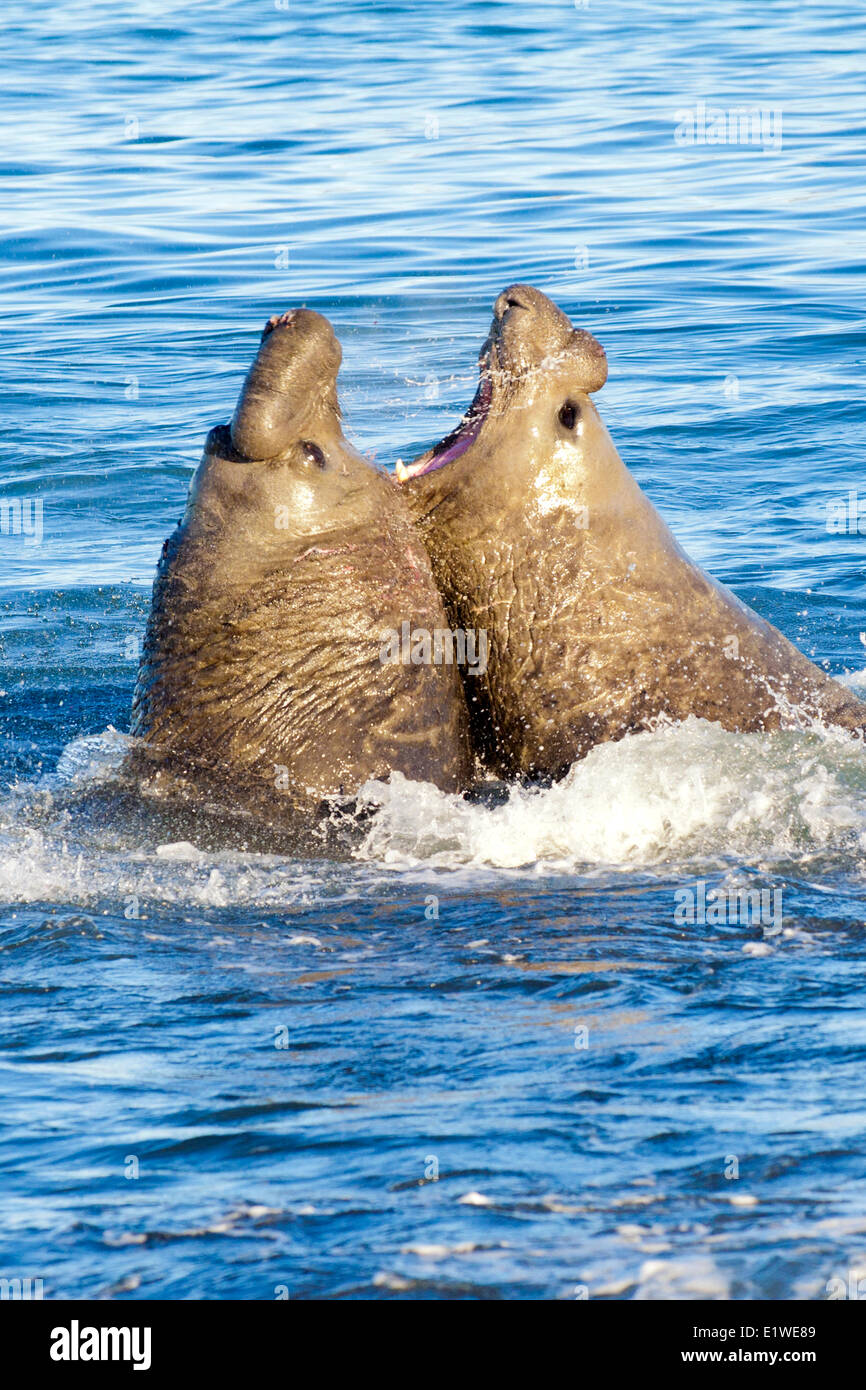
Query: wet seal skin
399 283 866 781
131 309 472 823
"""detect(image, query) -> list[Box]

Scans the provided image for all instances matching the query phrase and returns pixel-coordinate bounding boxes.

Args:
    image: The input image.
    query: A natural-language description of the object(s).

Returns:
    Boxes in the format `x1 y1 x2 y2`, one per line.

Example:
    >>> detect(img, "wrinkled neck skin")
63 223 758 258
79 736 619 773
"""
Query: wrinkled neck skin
406 374 866 780
132 423 472 810
182 411 371 566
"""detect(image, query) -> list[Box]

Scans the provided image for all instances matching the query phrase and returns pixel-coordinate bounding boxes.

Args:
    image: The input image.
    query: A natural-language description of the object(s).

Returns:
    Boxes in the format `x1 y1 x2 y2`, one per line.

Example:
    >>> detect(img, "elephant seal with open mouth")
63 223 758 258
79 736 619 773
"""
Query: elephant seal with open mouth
131 309 472 821
398 284 866 780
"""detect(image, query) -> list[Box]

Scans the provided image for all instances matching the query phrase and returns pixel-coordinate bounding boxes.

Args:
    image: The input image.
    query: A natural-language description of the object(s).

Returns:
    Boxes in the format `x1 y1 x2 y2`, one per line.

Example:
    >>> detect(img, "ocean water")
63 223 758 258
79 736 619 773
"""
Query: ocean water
1 0 866 1300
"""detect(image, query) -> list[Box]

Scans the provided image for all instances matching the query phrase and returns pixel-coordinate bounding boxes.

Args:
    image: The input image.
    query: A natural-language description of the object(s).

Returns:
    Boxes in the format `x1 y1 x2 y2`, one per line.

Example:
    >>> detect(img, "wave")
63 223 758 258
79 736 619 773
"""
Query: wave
353 716 866 872
0 715 865 909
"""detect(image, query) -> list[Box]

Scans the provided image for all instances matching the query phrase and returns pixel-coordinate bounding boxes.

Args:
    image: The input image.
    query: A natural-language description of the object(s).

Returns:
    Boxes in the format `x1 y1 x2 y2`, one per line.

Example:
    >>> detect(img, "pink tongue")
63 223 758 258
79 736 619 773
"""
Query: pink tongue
431 422 481 468
424 375 492 471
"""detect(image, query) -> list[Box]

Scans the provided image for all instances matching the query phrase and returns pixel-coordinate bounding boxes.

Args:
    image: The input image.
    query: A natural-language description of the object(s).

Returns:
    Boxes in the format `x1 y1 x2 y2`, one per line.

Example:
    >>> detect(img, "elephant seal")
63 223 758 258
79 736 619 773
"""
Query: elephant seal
131 309 472 819
398 284 866 780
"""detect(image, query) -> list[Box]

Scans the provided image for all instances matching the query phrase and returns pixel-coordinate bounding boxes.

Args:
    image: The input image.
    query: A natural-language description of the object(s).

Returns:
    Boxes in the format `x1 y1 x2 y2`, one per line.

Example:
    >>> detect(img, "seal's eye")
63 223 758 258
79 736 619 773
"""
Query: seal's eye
301 441 327 469
558 401 580 430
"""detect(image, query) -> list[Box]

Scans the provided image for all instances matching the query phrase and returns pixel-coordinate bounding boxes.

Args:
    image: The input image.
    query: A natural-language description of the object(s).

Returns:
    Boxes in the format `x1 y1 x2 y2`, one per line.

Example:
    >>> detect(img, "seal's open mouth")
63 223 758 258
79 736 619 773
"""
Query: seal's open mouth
396 371 492 481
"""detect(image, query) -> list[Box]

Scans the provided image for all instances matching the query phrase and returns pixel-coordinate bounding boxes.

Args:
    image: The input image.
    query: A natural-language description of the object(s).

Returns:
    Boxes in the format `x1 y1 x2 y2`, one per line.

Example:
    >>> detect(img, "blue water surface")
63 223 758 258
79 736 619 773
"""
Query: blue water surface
1 0 866 1299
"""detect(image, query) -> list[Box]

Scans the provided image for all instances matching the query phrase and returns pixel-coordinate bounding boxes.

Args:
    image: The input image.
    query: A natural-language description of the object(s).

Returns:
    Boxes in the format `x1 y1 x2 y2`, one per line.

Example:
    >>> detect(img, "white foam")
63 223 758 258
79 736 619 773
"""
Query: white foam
372 1271 413 1290
0 821 331 910
51 727 131 786
354 717 866 873
839 667 866 695
155 841 205 861
1 717 865 907
633 1255 729 1300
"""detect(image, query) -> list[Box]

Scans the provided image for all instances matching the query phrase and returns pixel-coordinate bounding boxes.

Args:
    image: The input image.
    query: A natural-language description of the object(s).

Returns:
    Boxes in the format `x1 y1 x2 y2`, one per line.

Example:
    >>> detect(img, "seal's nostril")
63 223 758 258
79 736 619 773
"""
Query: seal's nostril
494 287 528 320
497 295 526 317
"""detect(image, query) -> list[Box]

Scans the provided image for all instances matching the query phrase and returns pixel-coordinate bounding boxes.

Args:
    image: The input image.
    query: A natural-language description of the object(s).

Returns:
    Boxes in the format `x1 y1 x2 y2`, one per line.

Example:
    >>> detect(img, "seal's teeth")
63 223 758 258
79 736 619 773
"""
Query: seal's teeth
395 459 409 482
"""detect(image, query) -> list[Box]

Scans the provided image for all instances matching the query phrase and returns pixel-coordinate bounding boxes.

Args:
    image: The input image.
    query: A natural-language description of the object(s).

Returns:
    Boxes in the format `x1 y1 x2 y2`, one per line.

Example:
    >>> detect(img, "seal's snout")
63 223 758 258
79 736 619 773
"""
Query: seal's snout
570 328 608 394
493 285 533 320
230 308 342 461
490 283 577 377
399 284 608 487
261 309 298 340
493 283 572 330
